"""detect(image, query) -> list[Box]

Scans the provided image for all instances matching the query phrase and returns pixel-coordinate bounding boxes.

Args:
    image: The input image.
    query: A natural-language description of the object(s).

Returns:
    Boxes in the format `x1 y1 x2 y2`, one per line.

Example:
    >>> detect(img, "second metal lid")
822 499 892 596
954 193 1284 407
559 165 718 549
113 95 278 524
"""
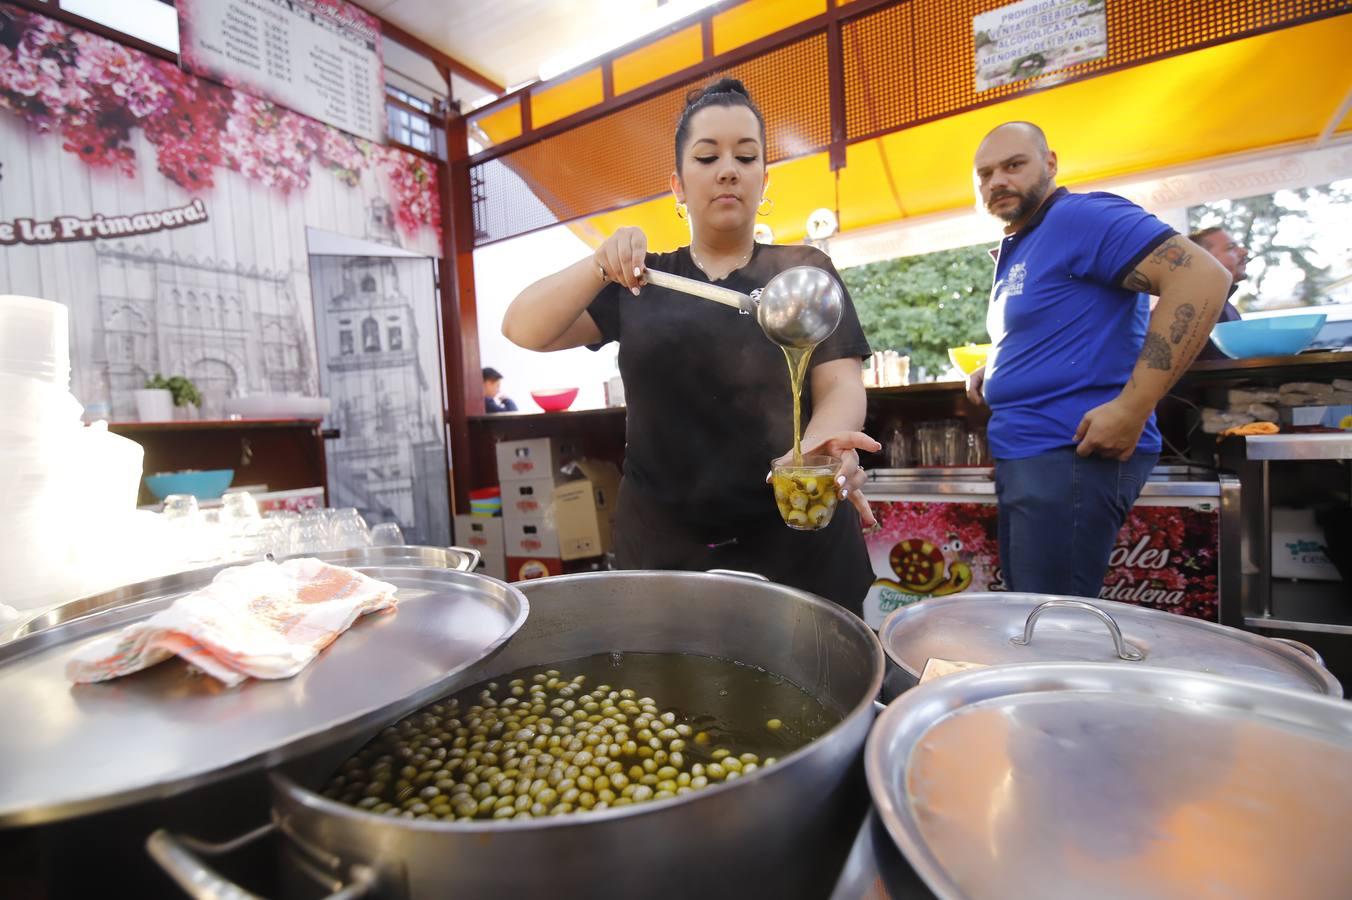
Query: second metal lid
879 592 1340 695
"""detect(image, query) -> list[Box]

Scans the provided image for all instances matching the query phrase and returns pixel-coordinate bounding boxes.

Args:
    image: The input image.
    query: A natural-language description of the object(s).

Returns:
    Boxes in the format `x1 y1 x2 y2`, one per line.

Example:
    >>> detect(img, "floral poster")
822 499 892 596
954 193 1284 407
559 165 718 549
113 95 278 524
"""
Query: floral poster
862 497 1220 629
0 5 444 420
0 6 437 238
973 0 1107 92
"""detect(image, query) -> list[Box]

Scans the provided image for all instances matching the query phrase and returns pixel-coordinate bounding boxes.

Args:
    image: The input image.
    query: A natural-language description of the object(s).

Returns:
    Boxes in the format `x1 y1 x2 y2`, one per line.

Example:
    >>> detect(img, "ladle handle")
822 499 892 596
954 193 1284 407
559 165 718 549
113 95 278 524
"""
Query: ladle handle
1009 599 1144 662
643 268 752 313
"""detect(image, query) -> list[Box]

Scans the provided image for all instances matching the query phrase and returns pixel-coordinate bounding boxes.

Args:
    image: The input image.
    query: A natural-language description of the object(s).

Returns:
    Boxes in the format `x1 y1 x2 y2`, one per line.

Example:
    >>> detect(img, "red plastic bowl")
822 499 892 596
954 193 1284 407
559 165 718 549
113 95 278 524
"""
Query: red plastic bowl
530 388 579 412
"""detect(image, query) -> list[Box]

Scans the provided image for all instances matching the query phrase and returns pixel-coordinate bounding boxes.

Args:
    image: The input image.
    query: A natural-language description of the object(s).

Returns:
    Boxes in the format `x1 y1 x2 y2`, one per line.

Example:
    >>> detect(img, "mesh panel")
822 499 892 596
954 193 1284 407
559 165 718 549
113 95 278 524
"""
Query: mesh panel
472 0 1351 244
471 33 830 245
848 0 1351 139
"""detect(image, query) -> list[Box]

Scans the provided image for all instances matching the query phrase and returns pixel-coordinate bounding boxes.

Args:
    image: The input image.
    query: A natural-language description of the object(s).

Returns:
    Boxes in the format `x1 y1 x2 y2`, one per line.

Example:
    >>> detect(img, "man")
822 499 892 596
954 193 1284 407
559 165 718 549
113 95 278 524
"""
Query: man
482 366 518 413
1190 226 1247 360
966 122 1230 598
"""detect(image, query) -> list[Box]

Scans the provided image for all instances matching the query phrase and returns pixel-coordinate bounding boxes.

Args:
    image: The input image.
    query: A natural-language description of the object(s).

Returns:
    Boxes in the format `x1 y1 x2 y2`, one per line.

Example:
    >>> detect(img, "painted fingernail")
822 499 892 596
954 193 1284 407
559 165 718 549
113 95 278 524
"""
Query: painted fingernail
631 287 640 296
836 475 846 486
840 489 849 499
633 266 642 277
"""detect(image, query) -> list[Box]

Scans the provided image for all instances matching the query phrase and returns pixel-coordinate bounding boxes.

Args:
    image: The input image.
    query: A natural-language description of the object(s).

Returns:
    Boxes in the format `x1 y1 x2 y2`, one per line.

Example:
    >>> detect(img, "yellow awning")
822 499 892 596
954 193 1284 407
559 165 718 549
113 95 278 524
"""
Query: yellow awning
573 14 1352 252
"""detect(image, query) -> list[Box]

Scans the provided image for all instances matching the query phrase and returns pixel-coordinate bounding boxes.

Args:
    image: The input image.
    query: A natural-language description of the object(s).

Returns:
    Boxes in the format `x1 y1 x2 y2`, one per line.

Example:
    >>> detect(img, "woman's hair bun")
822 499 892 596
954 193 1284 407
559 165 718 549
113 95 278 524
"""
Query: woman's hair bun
685 77 751 107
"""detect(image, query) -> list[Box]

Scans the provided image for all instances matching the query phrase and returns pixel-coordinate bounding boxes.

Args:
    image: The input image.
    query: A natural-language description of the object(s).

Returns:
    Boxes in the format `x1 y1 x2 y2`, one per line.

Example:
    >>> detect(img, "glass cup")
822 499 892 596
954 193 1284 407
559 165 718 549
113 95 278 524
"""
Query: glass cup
939 419 966 467
770 455 843 531
220 491 260 523
370 522 405 547
330 508 371 550
296 510 334 553
161 494 200 520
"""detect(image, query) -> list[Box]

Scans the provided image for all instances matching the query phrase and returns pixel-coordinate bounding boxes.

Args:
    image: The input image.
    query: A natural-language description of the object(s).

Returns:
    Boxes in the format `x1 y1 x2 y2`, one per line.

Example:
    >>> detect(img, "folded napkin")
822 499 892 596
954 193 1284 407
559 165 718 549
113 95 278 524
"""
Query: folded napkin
67 558 398 687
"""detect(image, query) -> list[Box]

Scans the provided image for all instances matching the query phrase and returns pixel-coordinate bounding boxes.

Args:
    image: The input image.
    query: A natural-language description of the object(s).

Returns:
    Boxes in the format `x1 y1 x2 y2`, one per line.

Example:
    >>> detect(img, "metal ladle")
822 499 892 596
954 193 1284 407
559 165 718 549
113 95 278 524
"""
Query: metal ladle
642 265 843 349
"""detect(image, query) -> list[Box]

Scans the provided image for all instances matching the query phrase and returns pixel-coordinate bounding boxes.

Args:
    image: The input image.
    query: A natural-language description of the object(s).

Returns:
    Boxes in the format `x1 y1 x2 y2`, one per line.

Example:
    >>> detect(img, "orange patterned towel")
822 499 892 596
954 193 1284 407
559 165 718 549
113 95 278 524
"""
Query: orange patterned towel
1221 422 1280 436
67 558 398 687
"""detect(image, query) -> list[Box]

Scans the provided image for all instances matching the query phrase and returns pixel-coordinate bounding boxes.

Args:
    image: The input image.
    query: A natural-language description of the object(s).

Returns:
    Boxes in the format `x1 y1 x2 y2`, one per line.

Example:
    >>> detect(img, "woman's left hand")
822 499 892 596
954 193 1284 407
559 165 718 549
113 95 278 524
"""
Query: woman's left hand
771 431 881 528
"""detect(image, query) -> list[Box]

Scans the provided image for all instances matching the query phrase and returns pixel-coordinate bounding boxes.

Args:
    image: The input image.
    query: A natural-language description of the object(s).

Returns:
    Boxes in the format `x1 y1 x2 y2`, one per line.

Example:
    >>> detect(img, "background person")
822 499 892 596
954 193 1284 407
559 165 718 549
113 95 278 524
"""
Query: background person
1189 226 1247 361
482 366 518 413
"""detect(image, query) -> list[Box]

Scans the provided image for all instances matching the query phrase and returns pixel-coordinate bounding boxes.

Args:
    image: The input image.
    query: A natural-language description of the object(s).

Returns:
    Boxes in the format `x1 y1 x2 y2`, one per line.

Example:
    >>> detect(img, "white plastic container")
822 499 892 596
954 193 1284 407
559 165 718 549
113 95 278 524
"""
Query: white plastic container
0 295 70 386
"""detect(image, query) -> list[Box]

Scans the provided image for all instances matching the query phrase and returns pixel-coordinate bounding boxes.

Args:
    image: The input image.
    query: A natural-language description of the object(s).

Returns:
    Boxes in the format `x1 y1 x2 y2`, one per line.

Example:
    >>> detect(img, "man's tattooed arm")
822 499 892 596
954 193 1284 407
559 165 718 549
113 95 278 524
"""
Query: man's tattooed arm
1140 332 1172 371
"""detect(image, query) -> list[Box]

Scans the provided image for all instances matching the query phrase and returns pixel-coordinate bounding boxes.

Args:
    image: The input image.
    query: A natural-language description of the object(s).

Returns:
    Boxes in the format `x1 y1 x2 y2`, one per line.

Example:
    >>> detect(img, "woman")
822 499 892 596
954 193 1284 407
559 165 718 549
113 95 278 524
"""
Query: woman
502 79 878 614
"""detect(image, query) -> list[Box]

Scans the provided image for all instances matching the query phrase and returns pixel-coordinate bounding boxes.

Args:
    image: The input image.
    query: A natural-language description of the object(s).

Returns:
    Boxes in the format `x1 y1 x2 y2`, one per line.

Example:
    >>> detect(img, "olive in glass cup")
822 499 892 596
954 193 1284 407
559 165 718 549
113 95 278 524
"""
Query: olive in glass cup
770 455 842 531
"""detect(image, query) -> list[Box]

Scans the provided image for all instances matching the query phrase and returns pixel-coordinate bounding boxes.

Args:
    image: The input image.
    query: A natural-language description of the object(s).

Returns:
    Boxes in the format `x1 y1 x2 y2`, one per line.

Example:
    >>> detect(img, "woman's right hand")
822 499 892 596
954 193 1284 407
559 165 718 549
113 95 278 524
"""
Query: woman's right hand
595 226 648 295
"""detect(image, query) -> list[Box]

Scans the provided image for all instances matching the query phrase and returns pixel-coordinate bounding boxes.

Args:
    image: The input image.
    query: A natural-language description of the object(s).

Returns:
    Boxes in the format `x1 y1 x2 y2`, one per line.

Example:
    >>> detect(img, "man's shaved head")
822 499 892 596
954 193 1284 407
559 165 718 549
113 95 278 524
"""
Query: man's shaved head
973 121 1058 230
979 121 1049 157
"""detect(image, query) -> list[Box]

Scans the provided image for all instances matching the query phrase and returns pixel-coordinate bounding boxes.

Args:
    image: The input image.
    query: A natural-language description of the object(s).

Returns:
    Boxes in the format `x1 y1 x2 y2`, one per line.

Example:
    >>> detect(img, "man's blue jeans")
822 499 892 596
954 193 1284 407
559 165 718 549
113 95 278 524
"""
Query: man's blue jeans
994 447 1159 598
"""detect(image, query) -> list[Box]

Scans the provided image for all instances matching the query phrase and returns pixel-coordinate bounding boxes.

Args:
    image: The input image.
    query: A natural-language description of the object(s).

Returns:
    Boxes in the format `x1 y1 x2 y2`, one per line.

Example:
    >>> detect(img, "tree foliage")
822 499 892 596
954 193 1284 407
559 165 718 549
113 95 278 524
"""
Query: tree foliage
840 244 995 378
1188 182 1352 309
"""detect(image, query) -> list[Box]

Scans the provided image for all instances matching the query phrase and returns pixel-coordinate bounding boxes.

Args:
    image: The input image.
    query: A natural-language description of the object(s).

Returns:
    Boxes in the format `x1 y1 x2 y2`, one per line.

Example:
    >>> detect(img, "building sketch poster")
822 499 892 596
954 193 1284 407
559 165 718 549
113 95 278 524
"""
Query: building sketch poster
309 255 449 547
973 0 1108 92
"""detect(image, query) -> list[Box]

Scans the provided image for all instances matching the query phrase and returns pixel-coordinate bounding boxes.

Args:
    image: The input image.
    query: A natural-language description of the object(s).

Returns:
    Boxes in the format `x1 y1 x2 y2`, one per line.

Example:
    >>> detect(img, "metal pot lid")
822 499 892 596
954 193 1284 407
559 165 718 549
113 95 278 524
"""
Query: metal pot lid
0 560 528 827
867 662 1352 900
879 593 1340 696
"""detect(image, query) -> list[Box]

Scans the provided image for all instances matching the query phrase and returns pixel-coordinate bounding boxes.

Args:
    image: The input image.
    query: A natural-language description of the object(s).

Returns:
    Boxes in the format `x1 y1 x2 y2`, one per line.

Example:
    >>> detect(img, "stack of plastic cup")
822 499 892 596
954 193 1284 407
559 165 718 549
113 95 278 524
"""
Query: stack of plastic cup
0 295 147 609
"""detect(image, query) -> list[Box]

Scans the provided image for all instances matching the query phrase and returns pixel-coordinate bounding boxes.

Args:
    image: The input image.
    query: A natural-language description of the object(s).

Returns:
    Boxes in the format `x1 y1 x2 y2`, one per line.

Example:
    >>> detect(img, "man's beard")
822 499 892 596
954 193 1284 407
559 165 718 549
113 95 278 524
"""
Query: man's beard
988 172 1053 223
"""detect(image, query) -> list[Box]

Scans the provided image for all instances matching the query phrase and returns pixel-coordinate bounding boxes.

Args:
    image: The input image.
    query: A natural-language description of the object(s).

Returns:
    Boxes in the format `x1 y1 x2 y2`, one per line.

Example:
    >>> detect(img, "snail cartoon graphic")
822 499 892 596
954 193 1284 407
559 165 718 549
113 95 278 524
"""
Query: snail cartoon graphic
874 535 972 597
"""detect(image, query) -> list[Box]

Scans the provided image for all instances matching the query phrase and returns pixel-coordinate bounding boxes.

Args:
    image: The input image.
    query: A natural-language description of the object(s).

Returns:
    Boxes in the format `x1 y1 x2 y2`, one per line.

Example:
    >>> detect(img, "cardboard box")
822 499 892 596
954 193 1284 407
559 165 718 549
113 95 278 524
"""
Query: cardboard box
505 555 563 581
454 514 505 581
502 478 557 517
553 460 622 561
495 438 565 483
503 516 560 558
1272 507 1342 581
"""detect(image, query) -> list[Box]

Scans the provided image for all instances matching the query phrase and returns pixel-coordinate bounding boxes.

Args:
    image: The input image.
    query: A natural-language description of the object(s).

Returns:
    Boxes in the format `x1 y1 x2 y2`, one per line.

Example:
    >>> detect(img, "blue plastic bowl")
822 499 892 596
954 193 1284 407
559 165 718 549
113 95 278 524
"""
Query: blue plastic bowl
144 469 235 501
1210 314 1327 360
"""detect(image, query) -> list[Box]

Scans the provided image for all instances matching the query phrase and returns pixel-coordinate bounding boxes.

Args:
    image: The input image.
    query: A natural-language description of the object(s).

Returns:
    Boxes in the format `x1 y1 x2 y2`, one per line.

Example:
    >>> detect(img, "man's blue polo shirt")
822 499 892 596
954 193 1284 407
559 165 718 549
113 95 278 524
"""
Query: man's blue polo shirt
983 188 1175 460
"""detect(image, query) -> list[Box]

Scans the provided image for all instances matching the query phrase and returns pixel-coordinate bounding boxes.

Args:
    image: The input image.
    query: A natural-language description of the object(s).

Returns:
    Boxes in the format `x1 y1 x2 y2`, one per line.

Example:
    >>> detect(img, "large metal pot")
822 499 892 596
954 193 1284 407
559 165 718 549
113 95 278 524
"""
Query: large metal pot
153 570 885 899
878 593 1341 699
867 662 1352 900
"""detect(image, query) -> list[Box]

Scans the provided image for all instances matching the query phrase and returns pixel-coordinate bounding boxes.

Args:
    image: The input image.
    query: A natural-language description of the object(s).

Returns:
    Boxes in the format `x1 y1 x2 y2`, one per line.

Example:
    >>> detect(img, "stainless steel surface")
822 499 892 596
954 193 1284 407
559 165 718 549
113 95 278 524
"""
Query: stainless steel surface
1272 636 1325 666
755 264 843 349
4 545 483 644
0 564 528 827
830 811 937 900
1244 433 1352 460
1218 473 1245 629
867 469 1222 498
261 570 885 900
642 268 755 314
866 663 1352 900
148 825 375 900
878 592 1340 696
1008 599 1144 662
645 264 842 349
1246 580 1352 635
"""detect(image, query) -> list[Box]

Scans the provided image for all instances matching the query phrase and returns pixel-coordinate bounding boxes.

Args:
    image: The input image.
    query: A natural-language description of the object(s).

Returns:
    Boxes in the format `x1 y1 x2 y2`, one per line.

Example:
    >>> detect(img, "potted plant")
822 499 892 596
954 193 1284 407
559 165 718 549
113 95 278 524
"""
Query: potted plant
136 374 202 421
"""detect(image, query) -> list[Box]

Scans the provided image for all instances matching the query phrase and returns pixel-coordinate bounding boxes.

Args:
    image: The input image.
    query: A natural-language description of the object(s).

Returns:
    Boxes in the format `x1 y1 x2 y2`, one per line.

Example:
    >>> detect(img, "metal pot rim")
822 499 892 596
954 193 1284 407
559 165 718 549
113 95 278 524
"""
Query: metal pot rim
878 592 1341 696
865 660 1352 900
270 569 886 832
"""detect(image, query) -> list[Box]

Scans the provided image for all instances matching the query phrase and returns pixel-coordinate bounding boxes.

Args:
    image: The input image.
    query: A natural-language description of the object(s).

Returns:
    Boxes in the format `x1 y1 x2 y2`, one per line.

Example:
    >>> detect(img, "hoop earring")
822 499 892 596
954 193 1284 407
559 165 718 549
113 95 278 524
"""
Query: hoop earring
675 201 688 220
757 196 774 217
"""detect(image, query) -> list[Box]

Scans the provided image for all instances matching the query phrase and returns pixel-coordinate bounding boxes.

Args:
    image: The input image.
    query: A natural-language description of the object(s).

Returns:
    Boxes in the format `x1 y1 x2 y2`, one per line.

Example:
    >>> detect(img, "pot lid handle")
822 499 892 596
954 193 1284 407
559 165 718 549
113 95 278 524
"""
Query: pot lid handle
1009 599 1145 662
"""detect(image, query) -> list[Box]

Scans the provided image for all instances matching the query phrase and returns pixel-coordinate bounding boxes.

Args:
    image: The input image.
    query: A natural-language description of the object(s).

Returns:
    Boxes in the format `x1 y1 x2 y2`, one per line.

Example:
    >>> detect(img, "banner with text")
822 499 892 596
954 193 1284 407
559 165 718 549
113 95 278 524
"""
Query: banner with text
973 0 1108 93
862 497 1220 630
180 0 385 143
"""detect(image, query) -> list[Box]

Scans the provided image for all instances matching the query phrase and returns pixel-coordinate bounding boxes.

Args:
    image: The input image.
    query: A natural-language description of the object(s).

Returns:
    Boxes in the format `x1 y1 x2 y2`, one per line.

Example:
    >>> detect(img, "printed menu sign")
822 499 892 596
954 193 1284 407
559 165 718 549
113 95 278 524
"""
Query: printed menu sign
973 0 1108 93
180 0 385 143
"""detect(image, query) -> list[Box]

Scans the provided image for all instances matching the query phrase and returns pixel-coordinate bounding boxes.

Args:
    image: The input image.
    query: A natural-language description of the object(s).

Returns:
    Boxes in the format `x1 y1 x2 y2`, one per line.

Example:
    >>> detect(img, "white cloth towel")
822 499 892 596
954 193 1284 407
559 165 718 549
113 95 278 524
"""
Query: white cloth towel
67 558 398 687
